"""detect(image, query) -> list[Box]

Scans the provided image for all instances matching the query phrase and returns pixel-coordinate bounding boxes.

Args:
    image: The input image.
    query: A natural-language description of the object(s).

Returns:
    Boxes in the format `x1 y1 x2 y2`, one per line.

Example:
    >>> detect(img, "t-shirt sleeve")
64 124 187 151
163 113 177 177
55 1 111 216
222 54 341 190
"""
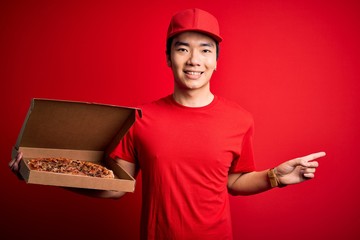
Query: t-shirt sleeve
229 123 256 173
109 126 137 164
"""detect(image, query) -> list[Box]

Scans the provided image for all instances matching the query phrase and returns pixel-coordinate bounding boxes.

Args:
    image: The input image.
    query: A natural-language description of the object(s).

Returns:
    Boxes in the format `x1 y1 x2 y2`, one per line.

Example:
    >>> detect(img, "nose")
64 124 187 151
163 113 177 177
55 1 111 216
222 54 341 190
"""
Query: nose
186 50 201 66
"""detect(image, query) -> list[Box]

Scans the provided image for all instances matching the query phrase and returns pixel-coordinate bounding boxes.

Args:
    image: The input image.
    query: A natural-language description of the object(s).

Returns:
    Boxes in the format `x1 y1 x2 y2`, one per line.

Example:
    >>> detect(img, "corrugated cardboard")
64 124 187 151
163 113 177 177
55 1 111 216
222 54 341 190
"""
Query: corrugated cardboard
14 98 141 192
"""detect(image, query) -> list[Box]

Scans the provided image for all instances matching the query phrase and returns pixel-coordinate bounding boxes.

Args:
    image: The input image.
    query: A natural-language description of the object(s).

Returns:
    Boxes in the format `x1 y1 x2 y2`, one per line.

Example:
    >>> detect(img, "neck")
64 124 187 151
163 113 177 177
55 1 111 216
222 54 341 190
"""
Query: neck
172 88 214 107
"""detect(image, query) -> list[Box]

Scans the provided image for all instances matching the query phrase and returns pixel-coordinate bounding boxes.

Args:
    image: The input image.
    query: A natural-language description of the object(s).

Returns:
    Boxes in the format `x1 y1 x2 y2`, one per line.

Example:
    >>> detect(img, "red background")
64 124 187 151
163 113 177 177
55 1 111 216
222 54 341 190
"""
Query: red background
1 0 359 239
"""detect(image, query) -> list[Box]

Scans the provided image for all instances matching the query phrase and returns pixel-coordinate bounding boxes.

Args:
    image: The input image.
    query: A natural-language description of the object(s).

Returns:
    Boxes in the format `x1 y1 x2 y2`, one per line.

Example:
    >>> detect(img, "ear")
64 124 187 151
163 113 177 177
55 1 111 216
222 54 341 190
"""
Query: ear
167 54 173 67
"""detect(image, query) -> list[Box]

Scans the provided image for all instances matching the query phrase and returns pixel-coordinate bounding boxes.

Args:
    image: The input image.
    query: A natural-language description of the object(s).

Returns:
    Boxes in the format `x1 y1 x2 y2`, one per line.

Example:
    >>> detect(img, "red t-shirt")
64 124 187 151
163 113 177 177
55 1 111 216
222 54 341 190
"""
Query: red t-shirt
110 95 255 240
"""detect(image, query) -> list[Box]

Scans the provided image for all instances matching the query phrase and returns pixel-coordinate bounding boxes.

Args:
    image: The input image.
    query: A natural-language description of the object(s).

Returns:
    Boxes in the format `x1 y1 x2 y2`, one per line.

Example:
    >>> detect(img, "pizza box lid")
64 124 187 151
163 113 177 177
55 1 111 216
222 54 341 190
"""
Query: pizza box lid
14 98 141 192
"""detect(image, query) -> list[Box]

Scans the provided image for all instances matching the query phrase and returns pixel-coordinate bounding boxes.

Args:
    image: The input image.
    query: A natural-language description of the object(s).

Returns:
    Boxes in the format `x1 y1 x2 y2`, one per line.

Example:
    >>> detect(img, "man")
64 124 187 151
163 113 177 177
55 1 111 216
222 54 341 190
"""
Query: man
10 8 326 240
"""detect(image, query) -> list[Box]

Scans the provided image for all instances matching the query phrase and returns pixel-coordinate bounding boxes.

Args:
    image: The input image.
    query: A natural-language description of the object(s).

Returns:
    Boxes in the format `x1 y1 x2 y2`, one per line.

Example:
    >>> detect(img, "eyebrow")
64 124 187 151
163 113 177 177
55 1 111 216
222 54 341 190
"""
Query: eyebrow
174 41 215 48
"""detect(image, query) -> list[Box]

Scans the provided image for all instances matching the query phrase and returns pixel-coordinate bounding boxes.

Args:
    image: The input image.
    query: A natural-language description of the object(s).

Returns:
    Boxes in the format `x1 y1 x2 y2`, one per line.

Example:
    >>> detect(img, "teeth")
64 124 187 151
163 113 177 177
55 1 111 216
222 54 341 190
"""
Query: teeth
186 71 202 75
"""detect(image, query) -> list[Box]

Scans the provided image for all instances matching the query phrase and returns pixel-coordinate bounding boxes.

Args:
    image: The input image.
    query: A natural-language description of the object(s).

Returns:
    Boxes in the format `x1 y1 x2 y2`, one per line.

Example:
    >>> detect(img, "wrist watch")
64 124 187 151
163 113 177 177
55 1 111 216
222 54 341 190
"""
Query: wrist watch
267 168 287 188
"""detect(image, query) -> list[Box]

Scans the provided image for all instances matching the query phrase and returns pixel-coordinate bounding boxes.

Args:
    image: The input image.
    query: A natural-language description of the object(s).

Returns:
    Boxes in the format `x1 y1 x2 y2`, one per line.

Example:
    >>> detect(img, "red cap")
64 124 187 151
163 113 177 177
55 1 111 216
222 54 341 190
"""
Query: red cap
167 8 223 43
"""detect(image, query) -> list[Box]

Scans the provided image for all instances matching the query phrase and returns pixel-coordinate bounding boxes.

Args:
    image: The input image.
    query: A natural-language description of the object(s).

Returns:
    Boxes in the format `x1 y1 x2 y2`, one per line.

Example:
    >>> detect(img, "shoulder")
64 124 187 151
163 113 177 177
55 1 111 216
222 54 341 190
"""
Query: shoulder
137 95 172 109
216 96 253 121
135 95 174 120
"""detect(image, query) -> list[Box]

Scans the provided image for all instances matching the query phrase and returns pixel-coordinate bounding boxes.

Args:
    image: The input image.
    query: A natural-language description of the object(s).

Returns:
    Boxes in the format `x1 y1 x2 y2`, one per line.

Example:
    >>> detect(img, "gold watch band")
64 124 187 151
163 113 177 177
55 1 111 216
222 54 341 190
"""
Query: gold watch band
267 168 287 188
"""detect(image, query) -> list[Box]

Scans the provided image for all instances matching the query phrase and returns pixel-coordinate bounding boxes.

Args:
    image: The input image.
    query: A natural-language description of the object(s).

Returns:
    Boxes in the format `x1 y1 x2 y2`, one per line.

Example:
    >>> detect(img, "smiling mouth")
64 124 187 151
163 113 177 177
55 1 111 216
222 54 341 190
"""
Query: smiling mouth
184 71 203 75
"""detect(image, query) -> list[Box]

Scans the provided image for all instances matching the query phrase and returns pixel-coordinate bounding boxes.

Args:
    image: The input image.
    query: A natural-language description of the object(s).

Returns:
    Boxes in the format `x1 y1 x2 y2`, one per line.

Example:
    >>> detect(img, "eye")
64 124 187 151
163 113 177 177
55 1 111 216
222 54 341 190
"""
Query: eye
176 48 188 52
202 49 212 53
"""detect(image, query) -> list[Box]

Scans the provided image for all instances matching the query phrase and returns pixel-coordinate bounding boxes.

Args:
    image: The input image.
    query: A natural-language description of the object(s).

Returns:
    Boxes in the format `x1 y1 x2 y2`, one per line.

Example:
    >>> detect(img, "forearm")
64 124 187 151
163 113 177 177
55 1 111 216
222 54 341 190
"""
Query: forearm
65 187 126 199
228 170 272 196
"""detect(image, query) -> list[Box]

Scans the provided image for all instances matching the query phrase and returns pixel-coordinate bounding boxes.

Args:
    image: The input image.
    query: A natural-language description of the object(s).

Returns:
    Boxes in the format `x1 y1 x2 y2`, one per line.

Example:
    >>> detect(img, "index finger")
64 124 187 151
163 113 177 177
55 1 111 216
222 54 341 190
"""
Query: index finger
301 152 326 162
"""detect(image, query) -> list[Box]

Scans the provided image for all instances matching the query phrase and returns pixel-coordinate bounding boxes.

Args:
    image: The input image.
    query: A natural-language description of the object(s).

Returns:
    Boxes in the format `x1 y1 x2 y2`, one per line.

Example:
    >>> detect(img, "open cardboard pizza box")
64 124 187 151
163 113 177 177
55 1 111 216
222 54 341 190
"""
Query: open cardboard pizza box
14 98 141 192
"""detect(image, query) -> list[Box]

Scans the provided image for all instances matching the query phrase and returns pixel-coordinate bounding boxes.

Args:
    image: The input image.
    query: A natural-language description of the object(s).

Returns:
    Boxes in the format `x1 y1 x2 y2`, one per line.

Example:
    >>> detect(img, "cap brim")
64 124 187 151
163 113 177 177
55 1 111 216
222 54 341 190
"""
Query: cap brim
168 29 223 43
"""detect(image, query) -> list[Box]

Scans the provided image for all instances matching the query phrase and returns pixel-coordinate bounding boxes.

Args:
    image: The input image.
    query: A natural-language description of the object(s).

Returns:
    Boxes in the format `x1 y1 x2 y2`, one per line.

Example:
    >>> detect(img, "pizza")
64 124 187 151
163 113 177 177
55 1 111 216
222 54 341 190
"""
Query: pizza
27 157 114 179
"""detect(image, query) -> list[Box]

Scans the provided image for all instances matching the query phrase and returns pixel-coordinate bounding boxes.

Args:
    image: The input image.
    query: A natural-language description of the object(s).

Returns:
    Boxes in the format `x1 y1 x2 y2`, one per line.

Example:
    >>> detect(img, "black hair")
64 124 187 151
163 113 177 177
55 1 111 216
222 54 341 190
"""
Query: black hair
166 36 220 60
